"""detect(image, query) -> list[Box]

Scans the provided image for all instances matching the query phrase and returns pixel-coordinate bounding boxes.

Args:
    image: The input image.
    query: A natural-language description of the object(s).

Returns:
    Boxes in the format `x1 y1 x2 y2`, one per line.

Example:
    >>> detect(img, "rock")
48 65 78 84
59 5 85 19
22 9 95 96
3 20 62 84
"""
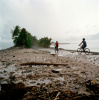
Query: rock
37 83 40 85
66 66 70 68
3 70 7 73
9 75 16 80
91 80 97 85
81 71 85 73
26 73 34 79
52 70 59 73
0 77 4 81
0 82 27 100
75 85 80 89
51 53 56 55
52 69 62 73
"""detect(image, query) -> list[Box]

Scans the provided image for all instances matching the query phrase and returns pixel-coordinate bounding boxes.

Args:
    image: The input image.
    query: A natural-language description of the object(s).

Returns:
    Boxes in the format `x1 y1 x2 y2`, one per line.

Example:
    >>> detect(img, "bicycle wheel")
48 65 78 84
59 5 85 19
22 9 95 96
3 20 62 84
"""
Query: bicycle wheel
85 48 90 55
77 48 82 54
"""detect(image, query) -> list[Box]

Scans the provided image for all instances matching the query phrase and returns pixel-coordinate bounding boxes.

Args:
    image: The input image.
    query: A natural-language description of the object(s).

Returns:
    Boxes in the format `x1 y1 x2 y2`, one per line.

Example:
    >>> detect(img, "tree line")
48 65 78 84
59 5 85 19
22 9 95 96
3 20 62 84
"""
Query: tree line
11 26 52 48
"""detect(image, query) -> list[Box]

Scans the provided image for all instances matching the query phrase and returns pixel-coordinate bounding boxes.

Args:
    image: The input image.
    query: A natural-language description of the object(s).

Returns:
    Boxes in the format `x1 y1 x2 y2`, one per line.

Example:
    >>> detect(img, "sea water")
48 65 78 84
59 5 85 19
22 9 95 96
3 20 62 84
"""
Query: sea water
0 39 99 52
51 39 99 52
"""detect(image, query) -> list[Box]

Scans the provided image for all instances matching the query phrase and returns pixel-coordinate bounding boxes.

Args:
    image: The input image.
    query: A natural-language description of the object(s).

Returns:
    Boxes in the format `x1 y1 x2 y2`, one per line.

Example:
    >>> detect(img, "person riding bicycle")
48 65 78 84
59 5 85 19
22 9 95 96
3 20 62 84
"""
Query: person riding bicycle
78 38 87 52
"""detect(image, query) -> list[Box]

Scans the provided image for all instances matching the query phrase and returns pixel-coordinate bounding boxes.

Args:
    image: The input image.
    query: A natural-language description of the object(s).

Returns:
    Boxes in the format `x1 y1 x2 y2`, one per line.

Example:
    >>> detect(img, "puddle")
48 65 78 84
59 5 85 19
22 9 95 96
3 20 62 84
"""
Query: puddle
0 64 17 72
87 55 99 66
26 78 51 86
0 64 17 82
54 77 64 81
38 48 99 66
0 74 9 79
52 69 62 71
13 70 27 76
31 65 42 68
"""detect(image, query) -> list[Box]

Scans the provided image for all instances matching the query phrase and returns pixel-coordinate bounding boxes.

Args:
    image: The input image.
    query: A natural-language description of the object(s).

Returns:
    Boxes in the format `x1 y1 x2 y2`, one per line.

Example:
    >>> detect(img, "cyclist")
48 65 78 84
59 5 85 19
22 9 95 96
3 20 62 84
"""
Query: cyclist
78 38 87 51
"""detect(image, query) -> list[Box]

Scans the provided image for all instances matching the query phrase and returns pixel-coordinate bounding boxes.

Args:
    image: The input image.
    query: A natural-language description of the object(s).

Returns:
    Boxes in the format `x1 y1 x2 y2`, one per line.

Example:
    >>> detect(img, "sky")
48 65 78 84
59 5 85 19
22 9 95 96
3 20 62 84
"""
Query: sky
0 0 99 49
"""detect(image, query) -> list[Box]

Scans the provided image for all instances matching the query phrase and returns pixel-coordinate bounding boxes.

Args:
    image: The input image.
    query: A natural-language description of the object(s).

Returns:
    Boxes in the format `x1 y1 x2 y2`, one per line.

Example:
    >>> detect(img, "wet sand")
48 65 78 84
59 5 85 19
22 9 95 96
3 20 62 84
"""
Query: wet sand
0 47 99 95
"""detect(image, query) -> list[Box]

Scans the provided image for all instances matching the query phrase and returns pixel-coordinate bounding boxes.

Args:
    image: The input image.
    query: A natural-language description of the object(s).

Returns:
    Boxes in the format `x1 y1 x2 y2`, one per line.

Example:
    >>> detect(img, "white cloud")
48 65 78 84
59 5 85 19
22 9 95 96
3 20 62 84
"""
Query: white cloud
0 37 13 49
0 0 99 48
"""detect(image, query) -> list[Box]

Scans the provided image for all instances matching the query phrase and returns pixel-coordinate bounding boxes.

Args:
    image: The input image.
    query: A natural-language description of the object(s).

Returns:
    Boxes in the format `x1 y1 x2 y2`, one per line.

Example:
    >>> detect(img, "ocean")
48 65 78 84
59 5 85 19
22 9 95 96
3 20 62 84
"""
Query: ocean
50 39 99 52
0 39 99 52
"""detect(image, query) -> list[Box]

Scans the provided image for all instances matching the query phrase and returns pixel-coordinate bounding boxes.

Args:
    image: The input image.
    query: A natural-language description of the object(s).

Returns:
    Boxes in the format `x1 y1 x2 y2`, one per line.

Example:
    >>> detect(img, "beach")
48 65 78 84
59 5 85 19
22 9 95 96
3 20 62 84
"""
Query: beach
0 47 99 99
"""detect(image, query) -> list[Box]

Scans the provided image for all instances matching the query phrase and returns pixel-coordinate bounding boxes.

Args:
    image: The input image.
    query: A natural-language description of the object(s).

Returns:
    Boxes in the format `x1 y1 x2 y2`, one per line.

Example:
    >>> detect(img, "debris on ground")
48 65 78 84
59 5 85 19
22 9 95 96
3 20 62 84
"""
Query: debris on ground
0 81 99 100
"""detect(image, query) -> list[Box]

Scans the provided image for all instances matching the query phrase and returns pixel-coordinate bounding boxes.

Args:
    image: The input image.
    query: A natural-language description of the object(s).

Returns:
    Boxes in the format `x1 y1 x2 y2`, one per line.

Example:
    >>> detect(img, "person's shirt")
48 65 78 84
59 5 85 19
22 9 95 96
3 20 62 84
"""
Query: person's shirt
83 40 87 47
55 42 58 47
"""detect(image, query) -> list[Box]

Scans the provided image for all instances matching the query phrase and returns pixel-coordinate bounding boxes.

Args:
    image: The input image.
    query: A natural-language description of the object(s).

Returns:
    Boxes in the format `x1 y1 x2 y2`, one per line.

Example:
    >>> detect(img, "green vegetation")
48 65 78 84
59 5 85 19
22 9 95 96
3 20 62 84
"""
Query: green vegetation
11 26 37 48
11 25 52 48
38 37 52 48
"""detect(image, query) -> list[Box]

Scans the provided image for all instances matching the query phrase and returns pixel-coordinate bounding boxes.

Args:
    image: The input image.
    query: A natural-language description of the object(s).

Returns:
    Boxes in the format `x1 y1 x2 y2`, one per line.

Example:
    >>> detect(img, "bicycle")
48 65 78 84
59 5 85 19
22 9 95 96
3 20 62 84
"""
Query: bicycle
77 46 90 55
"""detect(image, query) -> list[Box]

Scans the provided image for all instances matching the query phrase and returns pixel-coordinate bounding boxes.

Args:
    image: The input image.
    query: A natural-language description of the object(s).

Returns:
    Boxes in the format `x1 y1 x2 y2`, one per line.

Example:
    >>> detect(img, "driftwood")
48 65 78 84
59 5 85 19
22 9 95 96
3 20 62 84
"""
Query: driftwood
20 62 68 66
54 92 61 100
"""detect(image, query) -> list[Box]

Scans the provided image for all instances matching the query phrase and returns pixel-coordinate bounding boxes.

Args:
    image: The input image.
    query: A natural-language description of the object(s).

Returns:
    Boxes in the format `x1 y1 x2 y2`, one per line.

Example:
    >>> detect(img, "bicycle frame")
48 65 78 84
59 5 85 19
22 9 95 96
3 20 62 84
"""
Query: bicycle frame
77 46 90 55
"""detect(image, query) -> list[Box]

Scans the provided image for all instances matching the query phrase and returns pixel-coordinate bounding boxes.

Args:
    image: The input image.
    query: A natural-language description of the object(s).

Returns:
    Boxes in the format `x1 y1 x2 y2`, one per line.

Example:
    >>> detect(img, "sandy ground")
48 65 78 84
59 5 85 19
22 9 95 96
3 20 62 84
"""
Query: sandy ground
0 47 99 95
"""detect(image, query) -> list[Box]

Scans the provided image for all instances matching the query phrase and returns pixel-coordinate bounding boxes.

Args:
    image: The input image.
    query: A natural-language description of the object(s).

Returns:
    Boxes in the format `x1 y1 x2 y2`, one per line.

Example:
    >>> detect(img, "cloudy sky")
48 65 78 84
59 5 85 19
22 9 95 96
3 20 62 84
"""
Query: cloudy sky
0 0 99 49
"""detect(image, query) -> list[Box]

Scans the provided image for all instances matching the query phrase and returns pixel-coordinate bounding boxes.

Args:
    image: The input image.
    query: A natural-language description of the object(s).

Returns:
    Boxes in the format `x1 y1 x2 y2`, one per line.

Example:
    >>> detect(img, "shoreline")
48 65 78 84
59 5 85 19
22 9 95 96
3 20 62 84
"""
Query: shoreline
47 47 99 55
0 46 99 66
0 46 99 54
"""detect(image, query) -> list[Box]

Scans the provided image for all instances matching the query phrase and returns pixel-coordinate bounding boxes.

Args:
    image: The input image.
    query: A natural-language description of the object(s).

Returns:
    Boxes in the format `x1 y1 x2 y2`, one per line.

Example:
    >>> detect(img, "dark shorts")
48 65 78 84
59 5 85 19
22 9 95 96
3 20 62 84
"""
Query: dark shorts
82 45 86 49
55 47 58 51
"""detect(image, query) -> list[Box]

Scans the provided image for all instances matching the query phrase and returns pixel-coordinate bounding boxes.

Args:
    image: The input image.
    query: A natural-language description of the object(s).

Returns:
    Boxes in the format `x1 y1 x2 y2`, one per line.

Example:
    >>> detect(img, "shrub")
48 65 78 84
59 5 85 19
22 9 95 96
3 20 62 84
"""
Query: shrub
38 37 52 48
